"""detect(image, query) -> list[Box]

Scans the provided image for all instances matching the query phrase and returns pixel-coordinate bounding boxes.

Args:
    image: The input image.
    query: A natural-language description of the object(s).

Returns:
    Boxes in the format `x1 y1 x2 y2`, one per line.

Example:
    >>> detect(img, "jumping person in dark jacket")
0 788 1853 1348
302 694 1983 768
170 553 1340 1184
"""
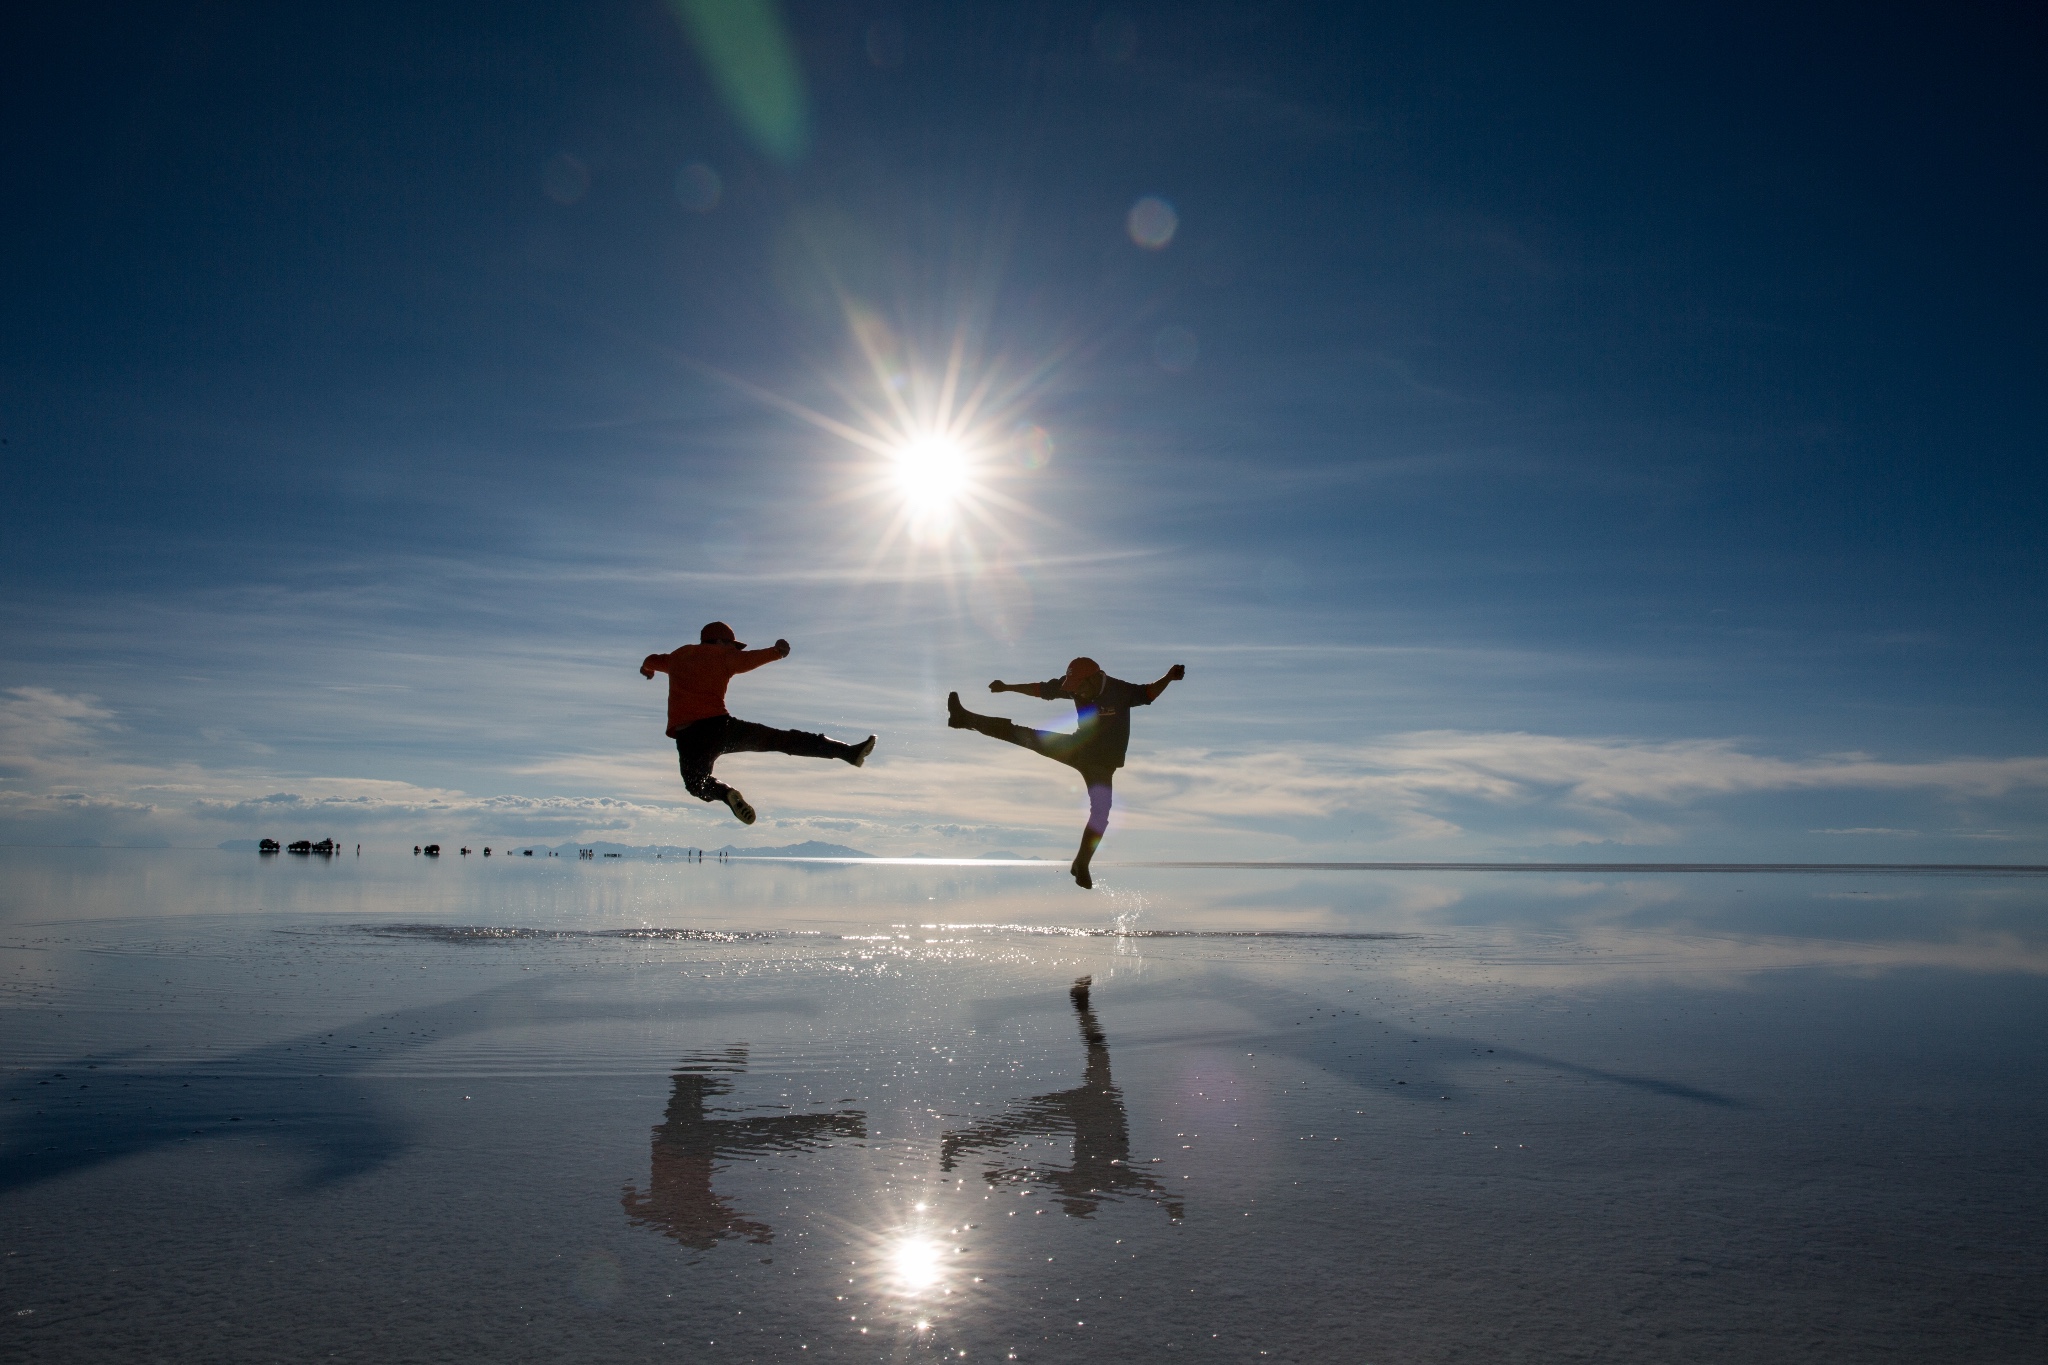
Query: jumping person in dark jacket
947 657 1184 889
642 622 875 826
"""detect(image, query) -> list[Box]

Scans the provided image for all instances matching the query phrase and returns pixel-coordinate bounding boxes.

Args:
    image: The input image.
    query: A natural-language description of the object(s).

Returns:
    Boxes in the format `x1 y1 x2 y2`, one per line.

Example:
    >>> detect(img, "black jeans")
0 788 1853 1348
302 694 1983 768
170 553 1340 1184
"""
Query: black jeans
672 715 849 802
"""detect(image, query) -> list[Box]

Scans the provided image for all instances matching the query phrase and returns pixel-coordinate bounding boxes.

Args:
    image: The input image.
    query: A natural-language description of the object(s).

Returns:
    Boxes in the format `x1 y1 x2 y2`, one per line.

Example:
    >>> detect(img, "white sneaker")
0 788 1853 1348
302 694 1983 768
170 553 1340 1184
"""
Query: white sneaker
722 788 756 825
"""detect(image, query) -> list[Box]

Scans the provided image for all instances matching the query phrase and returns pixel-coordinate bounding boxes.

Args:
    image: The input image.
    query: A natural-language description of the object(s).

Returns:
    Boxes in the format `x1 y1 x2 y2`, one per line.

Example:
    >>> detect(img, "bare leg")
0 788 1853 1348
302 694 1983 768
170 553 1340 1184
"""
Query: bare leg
1070 773 1113 890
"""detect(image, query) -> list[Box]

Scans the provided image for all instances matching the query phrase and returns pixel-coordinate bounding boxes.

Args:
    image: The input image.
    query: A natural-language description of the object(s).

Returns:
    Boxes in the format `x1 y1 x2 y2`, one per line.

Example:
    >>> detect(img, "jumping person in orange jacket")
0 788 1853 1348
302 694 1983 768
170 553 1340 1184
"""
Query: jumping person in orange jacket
642 622 875 825
947 657 1184 889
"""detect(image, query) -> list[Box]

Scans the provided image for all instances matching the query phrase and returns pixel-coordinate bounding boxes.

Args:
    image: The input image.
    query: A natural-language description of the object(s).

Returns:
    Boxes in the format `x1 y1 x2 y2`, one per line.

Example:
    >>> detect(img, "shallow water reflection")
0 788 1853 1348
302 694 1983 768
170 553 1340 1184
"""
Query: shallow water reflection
622 1047 864 1250
942 976 1182 1220
3 849 2045 1362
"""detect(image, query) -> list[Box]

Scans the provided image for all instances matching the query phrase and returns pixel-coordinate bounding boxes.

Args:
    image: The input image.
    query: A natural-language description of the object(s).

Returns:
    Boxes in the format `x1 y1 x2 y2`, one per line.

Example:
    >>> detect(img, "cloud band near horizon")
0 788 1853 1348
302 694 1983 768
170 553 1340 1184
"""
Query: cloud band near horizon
4 687 2040 858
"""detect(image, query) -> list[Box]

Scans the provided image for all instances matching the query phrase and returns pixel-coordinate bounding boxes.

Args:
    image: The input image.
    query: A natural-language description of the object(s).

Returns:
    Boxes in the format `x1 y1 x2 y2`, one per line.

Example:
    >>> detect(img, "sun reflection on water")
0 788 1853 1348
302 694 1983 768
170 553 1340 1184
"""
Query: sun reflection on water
888 1233 945 1293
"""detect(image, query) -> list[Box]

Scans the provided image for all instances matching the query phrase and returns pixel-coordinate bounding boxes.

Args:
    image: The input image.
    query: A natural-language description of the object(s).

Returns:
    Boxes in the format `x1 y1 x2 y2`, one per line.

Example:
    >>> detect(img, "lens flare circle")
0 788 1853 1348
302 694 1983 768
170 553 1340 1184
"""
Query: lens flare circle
1127 195 1178 249
675 161 722 212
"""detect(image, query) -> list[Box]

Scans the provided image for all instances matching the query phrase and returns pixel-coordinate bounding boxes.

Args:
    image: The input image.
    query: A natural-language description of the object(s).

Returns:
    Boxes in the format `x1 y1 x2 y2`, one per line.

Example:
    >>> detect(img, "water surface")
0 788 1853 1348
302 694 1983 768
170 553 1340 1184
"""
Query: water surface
4 849 2045 1362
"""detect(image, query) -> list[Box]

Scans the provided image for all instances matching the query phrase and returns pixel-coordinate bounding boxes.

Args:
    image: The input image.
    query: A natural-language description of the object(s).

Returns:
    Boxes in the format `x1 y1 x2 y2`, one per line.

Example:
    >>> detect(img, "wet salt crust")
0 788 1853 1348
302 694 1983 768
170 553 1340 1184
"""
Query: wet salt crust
3 850 2045 1362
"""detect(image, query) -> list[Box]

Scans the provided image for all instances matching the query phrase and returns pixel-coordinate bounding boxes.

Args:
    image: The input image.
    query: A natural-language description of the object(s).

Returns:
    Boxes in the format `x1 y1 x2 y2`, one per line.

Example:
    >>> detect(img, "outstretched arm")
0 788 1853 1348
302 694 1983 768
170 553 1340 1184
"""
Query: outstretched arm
989 680 1052 698
639 653 666 680
732 639 792 675
1144 664 1186 703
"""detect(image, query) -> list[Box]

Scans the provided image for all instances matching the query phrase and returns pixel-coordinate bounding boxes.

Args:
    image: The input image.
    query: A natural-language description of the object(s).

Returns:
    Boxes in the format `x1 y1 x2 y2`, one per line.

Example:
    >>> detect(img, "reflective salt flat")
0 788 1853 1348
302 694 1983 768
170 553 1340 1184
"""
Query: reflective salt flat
3 849 2045 1362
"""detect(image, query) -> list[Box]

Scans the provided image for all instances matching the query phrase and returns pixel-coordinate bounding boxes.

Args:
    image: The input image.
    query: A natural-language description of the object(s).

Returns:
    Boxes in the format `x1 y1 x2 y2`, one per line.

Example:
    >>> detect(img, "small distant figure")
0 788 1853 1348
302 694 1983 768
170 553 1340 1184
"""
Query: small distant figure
642 622 876 825
948 657 1183 889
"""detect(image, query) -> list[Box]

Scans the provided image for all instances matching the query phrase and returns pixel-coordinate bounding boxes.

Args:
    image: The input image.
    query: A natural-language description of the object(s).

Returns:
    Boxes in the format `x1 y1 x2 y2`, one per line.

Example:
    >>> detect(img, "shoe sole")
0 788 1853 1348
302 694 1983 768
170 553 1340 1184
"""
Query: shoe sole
724 791 756 825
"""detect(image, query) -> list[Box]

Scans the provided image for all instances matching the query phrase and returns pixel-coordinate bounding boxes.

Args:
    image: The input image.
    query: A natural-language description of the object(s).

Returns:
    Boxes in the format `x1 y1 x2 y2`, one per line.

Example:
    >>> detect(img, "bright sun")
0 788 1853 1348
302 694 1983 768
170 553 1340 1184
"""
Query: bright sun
697 305 1047 557
891 434 971 523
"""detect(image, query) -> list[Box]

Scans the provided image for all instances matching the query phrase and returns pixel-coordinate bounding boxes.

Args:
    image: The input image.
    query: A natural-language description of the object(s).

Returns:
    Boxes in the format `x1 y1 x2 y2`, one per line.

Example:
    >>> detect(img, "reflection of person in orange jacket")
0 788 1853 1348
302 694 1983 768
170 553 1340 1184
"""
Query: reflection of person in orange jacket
641 622 875 825
621 1048 865 1252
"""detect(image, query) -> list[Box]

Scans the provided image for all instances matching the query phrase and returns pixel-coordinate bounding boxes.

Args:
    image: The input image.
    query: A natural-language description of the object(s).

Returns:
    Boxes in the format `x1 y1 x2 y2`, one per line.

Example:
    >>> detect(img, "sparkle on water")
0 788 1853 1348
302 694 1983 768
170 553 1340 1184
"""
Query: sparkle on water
5 850 2045 1360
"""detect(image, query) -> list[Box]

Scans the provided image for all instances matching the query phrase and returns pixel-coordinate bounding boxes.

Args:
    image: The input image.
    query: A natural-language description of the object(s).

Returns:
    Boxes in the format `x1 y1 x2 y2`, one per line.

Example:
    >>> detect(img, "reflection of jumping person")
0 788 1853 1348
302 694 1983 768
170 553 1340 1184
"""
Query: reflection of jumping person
938 976 1183 1220
947 657 1184 889
642 622 875 825
621 1048 866 1251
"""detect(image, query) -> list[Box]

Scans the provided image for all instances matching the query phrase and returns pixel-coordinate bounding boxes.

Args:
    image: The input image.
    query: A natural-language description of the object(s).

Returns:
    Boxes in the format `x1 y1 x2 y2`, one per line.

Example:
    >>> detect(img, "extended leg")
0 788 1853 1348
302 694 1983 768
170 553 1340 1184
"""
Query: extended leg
947 693 1077 763
720 717 871 764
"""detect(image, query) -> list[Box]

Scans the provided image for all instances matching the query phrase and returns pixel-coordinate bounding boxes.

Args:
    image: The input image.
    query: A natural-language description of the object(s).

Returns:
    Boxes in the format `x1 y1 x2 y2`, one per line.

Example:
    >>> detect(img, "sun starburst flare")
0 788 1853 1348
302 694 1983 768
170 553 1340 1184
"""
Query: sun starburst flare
674 297 1069 577
821 302 1068 562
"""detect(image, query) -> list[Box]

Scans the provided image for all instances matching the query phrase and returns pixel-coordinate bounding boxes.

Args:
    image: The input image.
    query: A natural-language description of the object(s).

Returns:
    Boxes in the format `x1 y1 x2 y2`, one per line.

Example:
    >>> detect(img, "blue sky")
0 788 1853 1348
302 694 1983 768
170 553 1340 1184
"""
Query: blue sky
2 1 2043 859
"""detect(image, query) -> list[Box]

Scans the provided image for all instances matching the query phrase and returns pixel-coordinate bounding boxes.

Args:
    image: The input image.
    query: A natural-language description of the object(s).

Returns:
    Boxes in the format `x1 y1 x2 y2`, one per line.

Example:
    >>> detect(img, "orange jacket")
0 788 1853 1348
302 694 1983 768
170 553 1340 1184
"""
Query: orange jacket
644 643 782 735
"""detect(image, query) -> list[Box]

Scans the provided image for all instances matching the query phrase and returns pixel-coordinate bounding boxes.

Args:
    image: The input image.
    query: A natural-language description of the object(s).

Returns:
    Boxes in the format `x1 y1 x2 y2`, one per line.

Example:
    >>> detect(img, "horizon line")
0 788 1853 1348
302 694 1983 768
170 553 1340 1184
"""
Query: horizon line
1121 861 2048 875
6 847 2046 876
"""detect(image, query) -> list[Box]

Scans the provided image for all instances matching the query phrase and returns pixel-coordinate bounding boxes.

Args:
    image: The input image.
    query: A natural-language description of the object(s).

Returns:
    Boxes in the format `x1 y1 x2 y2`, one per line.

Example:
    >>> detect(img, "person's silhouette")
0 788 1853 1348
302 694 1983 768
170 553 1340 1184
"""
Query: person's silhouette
939 977 1184 1220
642 622 876 825
620 1048 866 1251
948 658 1184 887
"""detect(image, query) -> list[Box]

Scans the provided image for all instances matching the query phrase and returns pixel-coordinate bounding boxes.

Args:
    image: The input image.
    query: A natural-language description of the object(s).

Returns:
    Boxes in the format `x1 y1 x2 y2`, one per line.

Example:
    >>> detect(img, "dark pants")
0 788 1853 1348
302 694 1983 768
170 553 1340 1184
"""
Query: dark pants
955 709 1117 866
671 715 851 803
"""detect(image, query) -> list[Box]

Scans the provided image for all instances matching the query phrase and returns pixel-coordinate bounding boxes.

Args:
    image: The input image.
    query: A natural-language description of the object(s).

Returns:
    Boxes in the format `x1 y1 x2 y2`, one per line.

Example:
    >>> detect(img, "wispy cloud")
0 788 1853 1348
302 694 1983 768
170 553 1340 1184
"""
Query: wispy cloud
4 688 2044 856
1372 732 2048 803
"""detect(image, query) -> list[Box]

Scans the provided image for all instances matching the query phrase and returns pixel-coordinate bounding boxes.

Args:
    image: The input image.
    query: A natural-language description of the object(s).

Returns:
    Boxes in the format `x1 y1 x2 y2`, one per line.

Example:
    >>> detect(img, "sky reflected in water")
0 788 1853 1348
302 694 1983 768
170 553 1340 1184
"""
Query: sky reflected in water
3 849 2044 1360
